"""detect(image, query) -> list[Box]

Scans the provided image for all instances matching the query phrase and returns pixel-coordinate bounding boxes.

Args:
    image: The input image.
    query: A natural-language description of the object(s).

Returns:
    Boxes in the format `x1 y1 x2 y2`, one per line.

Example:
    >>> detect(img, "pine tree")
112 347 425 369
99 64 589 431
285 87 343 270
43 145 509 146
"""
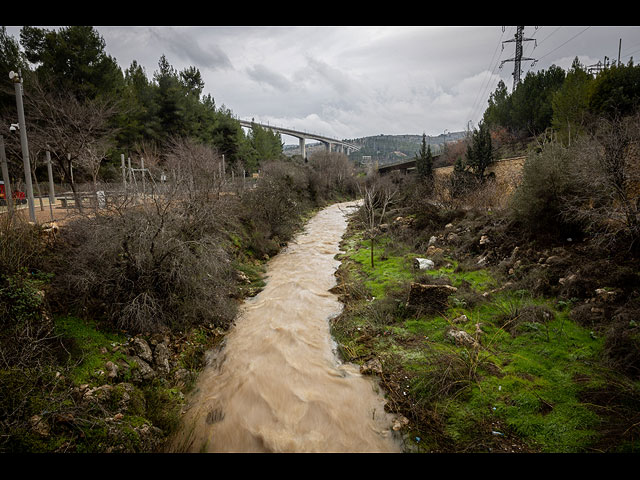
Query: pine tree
416 133 433 184
466 121 493 182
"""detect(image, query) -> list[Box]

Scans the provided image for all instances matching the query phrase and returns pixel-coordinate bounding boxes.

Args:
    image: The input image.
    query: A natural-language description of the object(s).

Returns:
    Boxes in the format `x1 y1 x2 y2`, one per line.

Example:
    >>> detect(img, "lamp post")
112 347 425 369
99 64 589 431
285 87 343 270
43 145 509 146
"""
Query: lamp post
9 70 36 223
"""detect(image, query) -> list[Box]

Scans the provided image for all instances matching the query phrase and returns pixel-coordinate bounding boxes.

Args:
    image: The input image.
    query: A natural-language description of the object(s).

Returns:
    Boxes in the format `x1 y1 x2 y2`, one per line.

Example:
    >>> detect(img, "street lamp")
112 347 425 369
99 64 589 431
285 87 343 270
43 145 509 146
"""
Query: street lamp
9 69 36 223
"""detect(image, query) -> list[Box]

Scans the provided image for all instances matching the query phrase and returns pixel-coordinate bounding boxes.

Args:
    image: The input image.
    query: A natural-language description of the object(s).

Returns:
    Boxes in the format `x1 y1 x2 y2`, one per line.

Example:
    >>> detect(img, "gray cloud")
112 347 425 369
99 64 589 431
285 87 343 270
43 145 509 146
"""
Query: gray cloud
147 27 233 71
246 64 293 92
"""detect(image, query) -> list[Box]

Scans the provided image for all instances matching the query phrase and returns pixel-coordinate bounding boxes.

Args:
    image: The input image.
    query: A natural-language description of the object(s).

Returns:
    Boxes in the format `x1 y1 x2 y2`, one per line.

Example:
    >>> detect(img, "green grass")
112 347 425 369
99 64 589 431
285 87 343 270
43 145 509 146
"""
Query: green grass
54 315 128 385
334 228 622 452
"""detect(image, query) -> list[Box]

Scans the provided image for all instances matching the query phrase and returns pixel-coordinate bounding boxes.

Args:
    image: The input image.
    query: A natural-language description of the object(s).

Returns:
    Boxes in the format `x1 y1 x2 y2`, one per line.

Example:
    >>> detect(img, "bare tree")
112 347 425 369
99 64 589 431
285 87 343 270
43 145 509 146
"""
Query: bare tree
357 173 399 268
18 77 120 211
163 136 225 202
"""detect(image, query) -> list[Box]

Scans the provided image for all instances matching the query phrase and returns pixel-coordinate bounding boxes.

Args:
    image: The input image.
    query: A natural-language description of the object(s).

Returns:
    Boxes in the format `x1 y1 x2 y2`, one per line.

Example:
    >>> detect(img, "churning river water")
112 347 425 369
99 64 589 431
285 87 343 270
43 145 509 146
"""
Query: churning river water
168 201 402 453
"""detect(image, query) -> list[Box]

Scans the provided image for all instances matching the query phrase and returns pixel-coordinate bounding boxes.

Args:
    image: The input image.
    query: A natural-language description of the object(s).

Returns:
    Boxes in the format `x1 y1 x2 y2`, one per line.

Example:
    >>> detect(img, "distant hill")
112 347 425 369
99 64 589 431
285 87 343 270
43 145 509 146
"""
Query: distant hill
283 131 467 166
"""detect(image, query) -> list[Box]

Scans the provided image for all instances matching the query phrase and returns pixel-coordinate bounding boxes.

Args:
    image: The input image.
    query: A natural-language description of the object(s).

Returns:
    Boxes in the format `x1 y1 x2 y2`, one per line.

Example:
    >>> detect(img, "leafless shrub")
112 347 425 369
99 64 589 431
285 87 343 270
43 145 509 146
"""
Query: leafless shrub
0 214 45 275
307 152 357 203
560 114 640 250
356 173 399 268
239 160 312 256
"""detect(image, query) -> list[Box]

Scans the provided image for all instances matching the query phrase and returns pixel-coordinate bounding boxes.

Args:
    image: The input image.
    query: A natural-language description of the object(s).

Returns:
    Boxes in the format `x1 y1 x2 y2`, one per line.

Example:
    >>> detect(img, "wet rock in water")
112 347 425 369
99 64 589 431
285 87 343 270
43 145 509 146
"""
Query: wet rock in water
392 415 410 431
414 258 435 270
407 283 457 310
360 358 383 375
131 337 153 363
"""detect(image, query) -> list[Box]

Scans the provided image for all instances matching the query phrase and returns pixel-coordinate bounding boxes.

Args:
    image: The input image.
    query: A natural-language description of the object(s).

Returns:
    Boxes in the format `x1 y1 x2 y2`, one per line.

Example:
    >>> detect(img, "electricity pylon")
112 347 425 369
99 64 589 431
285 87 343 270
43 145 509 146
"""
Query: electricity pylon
500 26 538 92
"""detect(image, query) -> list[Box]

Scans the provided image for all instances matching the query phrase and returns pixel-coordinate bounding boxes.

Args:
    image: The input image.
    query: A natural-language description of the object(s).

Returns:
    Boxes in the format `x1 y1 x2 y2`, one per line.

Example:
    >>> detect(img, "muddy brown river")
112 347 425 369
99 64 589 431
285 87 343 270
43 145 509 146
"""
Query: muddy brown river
169 201 402 453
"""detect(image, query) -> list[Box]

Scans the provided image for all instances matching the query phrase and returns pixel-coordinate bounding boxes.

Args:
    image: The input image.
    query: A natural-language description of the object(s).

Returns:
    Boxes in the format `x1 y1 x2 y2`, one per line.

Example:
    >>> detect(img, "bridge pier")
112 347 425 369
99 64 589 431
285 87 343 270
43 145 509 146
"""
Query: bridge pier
299 137 306 159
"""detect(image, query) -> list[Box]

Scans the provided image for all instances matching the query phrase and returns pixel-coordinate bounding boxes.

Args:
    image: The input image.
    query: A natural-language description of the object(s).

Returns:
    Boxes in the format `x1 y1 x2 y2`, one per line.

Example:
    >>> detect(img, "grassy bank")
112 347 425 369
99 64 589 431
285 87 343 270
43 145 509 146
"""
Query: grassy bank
330 208 640 453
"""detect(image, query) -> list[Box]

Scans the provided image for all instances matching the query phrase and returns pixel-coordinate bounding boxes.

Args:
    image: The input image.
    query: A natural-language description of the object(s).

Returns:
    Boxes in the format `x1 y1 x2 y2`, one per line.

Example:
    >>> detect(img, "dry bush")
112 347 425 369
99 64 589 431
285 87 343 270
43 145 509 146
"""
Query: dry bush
560 114 640 250
239 160 312 256
307 152 357 203
54 139 239 334
0 215 46 276
0 216 57 370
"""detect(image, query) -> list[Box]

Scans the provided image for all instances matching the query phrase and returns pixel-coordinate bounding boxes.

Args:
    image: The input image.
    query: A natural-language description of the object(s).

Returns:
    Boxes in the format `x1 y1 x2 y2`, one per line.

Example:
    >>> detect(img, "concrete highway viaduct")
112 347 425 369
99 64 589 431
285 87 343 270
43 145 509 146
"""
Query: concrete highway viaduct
238 119 361 159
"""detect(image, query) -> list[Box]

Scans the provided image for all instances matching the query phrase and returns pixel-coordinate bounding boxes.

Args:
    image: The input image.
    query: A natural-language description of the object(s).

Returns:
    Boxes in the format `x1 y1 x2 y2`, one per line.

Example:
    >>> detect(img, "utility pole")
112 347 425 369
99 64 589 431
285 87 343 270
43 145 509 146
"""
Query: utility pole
500 26 537 92
9 69 36 223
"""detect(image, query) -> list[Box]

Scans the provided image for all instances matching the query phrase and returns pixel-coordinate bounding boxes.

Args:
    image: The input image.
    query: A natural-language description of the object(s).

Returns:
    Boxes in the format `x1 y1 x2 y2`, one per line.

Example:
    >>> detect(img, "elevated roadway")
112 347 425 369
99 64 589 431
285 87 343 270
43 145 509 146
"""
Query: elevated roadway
239 119 361 158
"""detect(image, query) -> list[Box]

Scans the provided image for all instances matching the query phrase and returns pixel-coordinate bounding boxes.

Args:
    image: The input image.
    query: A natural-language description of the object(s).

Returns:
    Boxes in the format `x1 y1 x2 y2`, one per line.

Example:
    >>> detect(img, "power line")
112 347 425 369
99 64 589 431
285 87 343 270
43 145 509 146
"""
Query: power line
466 27 510 127
535 26 591 62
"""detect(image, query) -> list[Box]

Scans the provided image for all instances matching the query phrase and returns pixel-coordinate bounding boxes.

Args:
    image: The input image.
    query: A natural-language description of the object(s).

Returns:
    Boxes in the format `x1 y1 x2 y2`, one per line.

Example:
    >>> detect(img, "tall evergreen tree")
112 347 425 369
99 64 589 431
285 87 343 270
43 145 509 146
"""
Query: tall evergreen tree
466 121 493 182
19 26 124 100
415 133 433 184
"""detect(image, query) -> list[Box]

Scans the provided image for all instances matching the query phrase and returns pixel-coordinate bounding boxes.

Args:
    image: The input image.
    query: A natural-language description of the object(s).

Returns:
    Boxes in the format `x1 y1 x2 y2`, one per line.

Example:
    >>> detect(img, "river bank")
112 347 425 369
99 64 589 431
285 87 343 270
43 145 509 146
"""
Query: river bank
329 201 640 453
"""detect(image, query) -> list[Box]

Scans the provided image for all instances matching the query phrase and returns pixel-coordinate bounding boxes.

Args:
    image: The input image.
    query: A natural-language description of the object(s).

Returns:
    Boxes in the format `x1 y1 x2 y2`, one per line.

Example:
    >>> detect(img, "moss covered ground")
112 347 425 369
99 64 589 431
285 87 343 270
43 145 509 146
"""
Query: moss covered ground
330 219 640 453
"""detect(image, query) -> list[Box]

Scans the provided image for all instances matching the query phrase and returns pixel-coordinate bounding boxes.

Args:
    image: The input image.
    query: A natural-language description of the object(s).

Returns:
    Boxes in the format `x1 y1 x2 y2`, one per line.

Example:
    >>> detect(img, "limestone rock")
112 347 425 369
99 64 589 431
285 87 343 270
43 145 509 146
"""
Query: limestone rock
446 328 479 349
235 270 251 285
128 355 156 381
452 314 468 324
105 361 119 379
392 415 410 431
360 358 383 375
131 337 153 363
153 342 171 375
414 258 435 270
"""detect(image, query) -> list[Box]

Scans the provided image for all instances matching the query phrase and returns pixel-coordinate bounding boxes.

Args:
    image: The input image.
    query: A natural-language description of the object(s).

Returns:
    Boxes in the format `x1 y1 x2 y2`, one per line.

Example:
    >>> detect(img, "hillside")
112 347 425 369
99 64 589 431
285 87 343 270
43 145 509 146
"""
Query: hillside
283 131 467 165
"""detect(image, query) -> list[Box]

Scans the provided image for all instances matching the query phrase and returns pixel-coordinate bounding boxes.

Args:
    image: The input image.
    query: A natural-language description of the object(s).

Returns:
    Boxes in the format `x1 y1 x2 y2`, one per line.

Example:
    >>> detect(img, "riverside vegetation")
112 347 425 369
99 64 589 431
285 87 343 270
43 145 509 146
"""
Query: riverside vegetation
330 116 640 452
0 151 357 453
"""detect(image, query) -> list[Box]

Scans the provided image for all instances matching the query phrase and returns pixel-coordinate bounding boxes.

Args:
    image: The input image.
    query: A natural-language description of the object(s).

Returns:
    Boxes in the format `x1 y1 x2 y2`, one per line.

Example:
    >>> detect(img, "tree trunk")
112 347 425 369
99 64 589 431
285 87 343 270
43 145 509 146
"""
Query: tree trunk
370 235 375 269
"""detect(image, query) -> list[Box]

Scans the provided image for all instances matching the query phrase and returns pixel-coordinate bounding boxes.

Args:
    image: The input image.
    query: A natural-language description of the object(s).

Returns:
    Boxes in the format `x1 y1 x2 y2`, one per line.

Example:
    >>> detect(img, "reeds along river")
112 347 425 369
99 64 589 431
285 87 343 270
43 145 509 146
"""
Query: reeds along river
169 201 402 453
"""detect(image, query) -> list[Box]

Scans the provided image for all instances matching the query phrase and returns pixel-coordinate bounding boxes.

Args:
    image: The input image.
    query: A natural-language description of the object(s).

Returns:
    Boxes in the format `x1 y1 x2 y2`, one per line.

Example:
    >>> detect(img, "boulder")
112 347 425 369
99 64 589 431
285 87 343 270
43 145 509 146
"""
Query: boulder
445 328 479 349
360 358 383 375
407 283 457 310
131 337 153 363
426 245 444 257
105 361 119 379
414 258 435 270
128 355 156 381
153 342 171 375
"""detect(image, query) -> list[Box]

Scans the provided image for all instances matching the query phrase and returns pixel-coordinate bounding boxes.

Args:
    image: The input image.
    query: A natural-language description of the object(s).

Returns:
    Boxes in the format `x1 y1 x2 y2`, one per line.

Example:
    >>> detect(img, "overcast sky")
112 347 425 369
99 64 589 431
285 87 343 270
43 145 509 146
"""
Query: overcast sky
7 25 640 144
